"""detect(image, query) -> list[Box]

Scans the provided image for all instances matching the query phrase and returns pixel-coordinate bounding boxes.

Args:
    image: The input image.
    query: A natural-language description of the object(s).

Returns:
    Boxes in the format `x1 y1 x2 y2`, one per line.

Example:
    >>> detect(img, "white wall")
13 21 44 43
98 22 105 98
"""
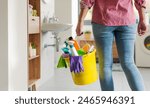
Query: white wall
55 0 78 40
37 0 55 88
0 0 8 90
8 0 28 90
38 0 78 88
54 0 79 68
71 0 79 38
0 0 55 90
0 0 28 91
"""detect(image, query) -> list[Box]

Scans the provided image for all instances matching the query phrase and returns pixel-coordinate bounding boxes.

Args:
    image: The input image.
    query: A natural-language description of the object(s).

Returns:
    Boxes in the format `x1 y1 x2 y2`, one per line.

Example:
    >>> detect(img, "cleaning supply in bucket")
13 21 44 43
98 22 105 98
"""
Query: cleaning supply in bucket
70 56 84 73
88 45 95 53
57 56 67 68
68 41 79 56
57 36 98 85
62 47 71 55
62 53 70 67
62 53 70 58
82 43 91 53
68 37 80 50
61 40 72 55
77 49 86 56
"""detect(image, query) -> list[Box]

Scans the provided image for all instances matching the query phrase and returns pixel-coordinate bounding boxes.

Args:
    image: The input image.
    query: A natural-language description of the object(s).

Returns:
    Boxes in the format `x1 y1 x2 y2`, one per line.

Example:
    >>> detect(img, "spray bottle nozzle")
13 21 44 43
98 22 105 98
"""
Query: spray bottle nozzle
64 41 69 47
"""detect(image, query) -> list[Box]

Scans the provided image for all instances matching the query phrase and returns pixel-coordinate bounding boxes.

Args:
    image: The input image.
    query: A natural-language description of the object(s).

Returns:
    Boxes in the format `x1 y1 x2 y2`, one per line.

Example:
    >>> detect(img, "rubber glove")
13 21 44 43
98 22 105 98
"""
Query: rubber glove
70 56 84 73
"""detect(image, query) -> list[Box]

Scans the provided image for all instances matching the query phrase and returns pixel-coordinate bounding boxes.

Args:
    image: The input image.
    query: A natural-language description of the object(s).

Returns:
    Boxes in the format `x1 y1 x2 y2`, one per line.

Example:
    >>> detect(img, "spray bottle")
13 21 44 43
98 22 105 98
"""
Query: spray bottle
61 41 71 55
67 41 78 56
68 36 80 50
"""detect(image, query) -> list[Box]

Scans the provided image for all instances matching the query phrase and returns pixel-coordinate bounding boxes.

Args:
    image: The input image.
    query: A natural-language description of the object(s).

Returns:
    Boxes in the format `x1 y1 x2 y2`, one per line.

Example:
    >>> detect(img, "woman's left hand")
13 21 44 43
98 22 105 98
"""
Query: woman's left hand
138 20 147 36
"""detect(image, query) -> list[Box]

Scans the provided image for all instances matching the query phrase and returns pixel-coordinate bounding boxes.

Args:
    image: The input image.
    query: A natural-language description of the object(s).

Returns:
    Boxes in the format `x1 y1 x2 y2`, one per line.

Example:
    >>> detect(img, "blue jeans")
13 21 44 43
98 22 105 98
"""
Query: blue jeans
92 23 145 91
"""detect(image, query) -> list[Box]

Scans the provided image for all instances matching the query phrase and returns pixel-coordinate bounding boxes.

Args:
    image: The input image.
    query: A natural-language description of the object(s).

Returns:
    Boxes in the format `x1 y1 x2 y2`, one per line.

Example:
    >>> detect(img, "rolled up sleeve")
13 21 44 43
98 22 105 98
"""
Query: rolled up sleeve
134 0 146 9
80 0 95 9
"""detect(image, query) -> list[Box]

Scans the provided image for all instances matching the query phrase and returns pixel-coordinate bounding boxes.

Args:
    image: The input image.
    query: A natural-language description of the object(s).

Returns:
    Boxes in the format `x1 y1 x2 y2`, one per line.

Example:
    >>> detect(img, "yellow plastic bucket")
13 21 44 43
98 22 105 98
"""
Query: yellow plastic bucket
65 50 98 85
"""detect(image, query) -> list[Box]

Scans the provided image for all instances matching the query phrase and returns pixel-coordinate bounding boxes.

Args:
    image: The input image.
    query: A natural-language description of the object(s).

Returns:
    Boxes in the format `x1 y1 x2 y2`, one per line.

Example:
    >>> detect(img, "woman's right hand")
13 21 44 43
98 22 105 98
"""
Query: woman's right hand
76 21 84 36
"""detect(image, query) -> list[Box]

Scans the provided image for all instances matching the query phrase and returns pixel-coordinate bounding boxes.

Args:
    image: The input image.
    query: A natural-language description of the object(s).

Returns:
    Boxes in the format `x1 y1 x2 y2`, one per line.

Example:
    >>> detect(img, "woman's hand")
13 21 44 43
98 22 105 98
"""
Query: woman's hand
76 7 89 36
138 20 147 36
76 21 84 36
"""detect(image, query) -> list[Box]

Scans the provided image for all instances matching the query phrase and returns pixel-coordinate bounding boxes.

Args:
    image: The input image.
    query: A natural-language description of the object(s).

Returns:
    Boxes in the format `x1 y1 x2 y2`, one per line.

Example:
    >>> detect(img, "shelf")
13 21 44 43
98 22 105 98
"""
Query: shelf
29 55 40 60
28 0 41 91
28 79 39 86
29 33 40 35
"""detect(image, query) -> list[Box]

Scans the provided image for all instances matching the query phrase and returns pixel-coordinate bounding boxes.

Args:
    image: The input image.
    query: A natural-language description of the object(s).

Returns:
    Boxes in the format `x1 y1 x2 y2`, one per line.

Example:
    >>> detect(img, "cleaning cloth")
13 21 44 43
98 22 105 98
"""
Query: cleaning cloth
70 56 84 73
57 56 67 68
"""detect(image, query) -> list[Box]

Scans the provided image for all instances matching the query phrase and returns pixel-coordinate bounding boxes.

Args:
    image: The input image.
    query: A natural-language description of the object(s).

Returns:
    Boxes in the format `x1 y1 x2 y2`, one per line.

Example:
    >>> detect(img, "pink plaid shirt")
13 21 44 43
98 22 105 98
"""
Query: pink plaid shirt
80 0 146 26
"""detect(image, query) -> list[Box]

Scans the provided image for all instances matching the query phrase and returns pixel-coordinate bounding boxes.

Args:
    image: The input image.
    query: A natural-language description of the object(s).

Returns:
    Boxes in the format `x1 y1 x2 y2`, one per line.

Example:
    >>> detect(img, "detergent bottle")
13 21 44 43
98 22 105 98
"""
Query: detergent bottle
67 41 79 56
61 41 71 55
82 43 91 53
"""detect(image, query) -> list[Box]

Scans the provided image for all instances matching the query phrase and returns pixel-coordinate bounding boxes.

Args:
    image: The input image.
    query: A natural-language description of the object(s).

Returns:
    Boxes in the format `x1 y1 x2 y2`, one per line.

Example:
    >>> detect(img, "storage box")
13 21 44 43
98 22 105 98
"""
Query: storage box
28 16 40 34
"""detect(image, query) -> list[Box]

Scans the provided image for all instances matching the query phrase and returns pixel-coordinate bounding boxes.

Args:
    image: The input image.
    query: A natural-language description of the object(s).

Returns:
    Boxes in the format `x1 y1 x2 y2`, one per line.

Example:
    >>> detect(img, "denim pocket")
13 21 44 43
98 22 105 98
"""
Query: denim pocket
121 23 136 33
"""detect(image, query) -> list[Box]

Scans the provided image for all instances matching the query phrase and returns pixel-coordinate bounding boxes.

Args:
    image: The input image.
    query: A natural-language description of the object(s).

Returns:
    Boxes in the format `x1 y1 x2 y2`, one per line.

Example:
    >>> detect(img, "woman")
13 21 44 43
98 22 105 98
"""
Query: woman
76 0 147 91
